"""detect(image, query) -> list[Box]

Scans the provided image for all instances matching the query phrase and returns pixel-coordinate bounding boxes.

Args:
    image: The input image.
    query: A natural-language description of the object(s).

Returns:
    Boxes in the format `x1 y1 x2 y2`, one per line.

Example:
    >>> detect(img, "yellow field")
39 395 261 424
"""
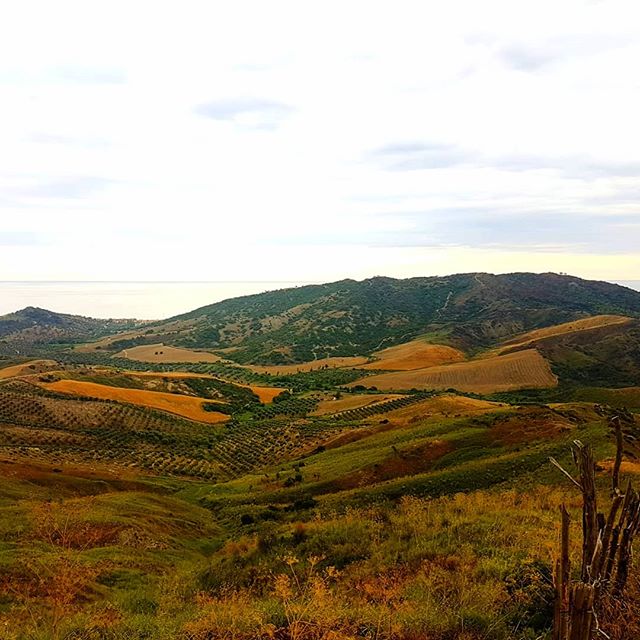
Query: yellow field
360 340 465 371
350 349 557 393
115 344 221 363
0 360 58 379
128 371 284 403
311 393 404 416
496 315 632 354
246 356 369 375
38 379 229 424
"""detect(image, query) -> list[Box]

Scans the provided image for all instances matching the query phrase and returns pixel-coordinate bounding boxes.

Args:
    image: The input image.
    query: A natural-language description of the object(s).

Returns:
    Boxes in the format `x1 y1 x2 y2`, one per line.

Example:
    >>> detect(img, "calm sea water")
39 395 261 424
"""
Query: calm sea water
0 282 313 320
1 280 639 321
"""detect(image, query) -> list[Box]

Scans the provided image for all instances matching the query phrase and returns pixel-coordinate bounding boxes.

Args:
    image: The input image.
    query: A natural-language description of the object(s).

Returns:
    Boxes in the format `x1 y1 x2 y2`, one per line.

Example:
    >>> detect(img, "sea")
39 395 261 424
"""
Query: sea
0 281 314 320
1 280 639 321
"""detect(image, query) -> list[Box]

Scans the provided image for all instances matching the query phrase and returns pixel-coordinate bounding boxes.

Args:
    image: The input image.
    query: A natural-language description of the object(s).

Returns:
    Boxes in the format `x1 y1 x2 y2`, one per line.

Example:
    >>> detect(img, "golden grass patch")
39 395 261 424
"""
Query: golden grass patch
599 458 640 475
350 349 557 393
246 385 285 403
115 343 221 363
38 379 228 424
360 340 465 371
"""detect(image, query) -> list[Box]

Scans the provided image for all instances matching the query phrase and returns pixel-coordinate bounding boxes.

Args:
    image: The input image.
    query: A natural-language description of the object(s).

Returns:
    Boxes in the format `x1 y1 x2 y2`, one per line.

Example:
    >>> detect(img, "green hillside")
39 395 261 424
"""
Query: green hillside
138 273 640 365
501 318 640 388
0 307 144 356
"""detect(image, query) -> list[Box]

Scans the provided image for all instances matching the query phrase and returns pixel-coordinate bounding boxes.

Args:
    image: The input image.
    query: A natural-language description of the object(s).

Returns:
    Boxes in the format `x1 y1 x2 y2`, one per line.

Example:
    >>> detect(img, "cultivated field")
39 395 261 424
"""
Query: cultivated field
0 360 58 379
360 339 465 370
351 348 557 393
37 379 229 423
116 343 221 363
496 314 632 353
382 394 507 423
246 356 370 375
311 393 404 416
128 371 285 403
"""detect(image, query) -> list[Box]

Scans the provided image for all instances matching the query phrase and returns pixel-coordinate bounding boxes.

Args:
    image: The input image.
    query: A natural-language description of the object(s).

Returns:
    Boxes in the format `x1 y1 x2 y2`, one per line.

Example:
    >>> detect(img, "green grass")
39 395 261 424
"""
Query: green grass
0 387 633 639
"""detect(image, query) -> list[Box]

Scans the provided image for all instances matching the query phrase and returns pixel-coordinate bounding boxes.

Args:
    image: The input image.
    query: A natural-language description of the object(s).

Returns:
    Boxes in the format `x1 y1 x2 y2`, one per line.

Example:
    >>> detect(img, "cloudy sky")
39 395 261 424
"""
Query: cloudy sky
1 0 640 283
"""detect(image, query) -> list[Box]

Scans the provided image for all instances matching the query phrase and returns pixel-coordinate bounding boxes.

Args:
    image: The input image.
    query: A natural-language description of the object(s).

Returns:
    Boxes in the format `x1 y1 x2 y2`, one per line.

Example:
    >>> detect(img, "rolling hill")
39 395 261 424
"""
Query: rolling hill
1 275 640 639
0 306 144 356
96 272 640 365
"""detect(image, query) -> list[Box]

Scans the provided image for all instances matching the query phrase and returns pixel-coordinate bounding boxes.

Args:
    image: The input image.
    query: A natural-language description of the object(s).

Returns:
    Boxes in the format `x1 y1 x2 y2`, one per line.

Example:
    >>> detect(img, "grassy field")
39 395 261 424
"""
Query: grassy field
351 348 558 393
2 303 640 639
571 386 640 410
2 394 636 639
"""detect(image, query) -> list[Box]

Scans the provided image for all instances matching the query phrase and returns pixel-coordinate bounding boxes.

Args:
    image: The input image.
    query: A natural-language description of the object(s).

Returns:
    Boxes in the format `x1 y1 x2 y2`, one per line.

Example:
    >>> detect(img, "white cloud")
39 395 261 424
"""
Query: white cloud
0 0 639 282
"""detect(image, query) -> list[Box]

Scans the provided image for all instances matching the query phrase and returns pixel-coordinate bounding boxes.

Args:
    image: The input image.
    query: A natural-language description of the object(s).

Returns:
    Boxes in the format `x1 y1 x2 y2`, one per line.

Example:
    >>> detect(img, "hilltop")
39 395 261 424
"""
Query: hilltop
84 272 640 365
0 306 145 356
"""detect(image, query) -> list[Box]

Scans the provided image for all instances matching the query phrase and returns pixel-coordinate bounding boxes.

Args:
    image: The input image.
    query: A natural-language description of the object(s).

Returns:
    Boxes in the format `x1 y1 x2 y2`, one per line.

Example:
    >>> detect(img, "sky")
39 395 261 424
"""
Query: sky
1 0 640 284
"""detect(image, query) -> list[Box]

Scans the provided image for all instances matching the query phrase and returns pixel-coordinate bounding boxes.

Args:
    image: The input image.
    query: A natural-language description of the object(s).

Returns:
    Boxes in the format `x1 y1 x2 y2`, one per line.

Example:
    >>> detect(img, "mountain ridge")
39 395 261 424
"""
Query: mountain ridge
152 272 640 364
3 272 640 368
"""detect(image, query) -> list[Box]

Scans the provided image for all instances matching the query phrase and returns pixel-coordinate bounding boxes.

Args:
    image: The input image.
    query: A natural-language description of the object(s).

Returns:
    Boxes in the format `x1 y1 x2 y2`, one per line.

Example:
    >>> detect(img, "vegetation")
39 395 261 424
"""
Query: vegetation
0 307 144 356
2 275 640 638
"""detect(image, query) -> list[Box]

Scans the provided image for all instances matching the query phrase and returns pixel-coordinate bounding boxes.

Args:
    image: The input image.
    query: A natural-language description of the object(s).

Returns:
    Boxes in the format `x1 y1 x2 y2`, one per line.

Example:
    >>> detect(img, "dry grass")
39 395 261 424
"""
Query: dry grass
495 314 632 354
0 360 58 379
246 385 285 403
37 379 229 423
311 393 404 416
115 343 221 363
245 356 369 375
599 458 640 475
350 349 557 393
361 340 465 371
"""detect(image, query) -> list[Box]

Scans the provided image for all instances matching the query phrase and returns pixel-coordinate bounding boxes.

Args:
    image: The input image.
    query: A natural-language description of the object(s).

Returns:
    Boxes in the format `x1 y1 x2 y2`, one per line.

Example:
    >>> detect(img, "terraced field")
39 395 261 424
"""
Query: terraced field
352 348 557 393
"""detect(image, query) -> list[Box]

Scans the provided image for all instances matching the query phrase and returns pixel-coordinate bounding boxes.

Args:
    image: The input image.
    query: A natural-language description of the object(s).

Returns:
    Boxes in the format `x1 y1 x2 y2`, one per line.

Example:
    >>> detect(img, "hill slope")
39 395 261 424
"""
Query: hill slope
126 273 640 365
501 317 640 387
0 307 144 356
